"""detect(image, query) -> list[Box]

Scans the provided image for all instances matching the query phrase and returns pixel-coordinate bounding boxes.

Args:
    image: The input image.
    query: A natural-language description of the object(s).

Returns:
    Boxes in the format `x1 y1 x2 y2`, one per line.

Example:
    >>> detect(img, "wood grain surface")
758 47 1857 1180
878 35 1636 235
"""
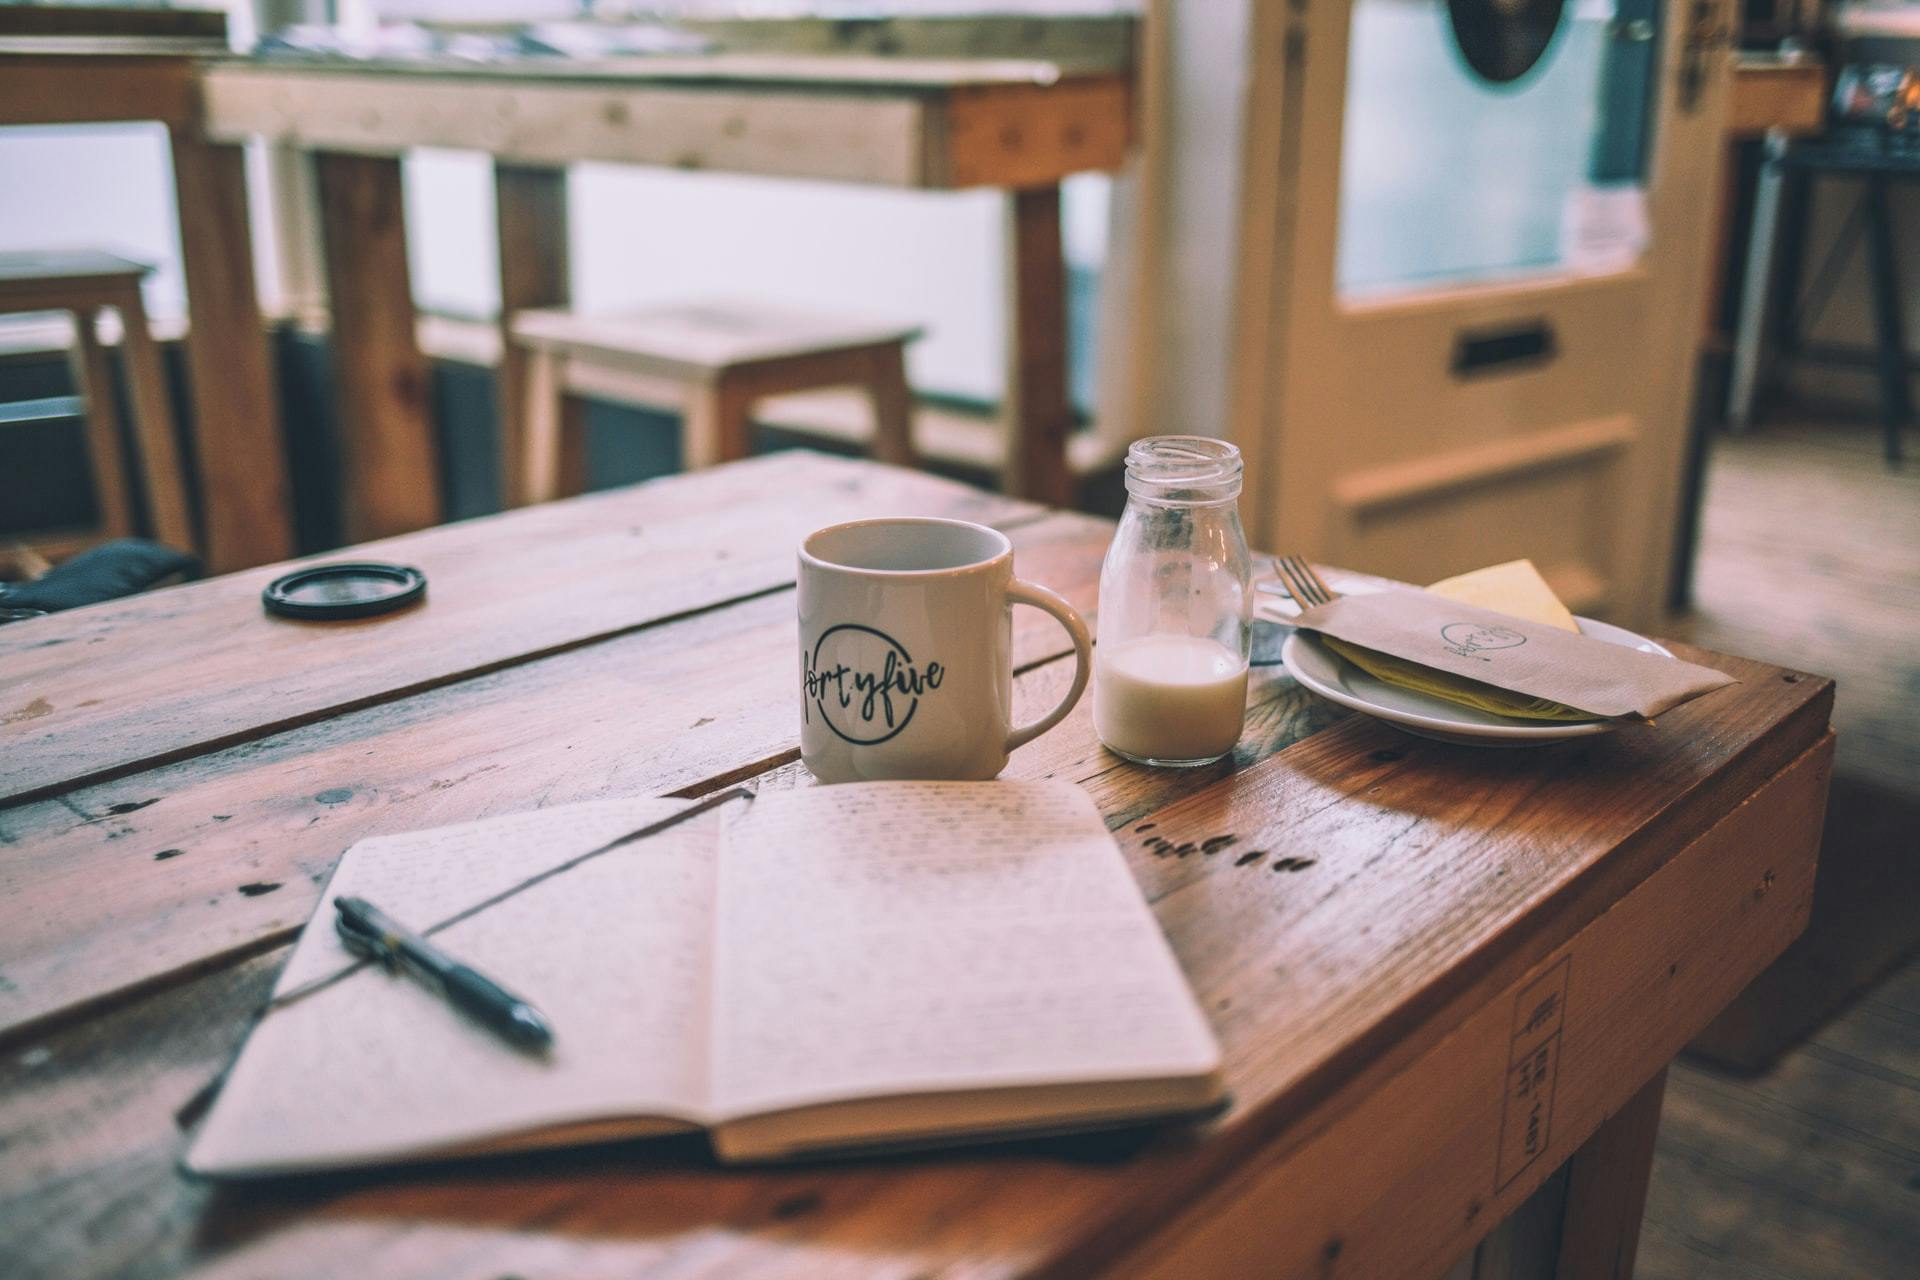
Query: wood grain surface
0 679 1829 1280
201 64 1131 190
0 456 1835 1280
0 511 1108 1041
0 453 1033 806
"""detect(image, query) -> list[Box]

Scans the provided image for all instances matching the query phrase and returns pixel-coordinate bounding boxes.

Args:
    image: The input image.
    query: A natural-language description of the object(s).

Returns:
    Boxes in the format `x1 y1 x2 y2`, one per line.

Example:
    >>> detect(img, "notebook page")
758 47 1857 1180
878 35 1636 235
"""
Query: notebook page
708 782 1220 1120
187 798 721 1176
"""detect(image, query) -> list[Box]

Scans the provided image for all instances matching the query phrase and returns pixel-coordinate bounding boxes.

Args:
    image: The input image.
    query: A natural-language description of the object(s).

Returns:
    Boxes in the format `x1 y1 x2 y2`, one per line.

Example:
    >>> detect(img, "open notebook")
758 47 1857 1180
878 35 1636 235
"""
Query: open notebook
185 781 1223 1176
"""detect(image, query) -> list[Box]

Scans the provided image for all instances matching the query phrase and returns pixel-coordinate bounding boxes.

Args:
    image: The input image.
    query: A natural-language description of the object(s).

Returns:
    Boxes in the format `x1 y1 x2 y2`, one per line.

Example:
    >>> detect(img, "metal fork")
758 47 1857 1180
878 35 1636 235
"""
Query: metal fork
1272 555 1338 609
1250 554 1337 665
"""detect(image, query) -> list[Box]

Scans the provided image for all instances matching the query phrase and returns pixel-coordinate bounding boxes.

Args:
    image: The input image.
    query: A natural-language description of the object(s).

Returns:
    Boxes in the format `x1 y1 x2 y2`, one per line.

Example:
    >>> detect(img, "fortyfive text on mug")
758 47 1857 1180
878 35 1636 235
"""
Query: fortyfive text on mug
803 623 946 745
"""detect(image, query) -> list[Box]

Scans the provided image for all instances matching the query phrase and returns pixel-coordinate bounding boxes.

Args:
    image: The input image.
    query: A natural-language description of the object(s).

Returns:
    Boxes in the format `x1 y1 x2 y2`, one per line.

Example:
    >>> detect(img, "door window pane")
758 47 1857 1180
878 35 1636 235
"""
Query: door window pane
1337 0 1659 297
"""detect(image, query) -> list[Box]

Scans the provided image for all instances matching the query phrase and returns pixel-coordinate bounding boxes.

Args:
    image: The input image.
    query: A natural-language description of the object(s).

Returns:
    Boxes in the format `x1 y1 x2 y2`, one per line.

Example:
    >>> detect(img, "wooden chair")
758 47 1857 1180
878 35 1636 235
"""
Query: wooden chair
0 251 193 553
508 302 922 504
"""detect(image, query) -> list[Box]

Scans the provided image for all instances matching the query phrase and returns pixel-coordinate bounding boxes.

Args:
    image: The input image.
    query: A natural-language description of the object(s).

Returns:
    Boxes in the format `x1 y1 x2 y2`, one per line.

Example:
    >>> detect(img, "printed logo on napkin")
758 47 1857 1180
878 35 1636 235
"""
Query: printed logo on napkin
803 623 945 745
1294 589 1737 720
1440 623 1528 658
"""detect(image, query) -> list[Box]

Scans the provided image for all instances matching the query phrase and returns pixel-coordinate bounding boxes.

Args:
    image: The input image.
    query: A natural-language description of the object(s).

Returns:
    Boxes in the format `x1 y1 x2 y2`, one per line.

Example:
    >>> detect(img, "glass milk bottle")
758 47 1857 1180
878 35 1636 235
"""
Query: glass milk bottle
1094 437 1254 766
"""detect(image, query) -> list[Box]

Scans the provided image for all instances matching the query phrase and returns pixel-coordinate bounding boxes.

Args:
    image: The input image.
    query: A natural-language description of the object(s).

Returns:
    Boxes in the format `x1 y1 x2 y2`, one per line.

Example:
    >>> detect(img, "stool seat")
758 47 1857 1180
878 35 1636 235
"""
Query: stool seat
0 250 153 313
511 303 924 381
507 300 924 503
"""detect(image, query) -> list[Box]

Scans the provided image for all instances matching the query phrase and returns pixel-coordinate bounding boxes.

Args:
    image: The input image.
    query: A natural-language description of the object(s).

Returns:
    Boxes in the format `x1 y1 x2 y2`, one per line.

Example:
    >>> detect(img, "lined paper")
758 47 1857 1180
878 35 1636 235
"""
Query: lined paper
188 799 720 1175
710 782 1219 1117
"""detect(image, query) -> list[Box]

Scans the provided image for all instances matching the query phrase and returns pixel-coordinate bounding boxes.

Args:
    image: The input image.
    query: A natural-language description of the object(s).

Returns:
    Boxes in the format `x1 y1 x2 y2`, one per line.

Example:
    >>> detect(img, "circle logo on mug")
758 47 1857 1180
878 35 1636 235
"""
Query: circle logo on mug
798 516 1091 782
804 623 946 746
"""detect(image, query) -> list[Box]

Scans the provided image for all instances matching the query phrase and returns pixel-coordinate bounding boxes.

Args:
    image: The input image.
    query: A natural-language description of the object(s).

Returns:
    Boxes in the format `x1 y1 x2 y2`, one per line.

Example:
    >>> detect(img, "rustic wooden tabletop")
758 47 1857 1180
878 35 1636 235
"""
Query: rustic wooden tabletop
0 452 1833 1279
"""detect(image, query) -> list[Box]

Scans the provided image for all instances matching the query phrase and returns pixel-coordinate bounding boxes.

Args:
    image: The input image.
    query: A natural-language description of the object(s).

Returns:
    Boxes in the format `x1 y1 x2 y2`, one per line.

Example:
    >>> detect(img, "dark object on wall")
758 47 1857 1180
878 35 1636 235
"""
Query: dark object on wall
1448 0 1567 86
0 538 199 619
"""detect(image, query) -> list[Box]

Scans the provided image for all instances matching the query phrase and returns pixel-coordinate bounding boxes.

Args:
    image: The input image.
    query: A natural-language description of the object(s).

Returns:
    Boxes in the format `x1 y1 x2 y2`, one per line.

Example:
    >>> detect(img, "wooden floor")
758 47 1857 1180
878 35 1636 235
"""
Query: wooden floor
1671 420 1919 798
1639 418 1920 1280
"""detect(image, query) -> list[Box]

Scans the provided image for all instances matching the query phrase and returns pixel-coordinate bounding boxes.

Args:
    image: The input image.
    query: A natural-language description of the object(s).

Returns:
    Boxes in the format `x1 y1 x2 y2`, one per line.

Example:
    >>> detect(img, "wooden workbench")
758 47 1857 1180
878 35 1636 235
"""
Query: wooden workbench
198 48 1131 534
0 7 294 572
0 452 1831 1278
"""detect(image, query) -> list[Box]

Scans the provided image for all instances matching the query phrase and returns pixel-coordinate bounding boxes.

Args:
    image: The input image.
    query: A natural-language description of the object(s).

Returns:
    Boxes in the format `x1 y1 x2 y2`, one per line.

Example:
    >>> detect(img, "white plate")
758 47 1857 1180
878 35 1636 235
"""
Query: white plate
1279 617 1674 747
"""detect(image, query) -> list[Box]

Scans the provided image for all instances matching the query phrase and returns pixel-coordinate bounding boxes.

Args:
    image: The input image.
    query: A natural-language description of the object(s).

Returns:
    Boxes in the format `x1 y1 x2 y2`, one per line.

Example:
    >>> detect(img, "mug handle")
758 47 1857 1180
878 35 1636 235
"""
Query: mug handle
1004 579 1093 753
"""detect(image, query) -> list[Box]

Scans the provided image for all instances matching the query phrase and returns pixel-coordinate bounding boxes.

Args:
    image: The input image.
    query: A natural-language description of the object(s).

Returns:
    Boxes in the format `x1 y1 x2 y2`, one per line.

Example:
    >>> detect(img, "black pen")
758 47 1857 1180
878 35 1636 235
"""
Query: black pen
333 895 554 1054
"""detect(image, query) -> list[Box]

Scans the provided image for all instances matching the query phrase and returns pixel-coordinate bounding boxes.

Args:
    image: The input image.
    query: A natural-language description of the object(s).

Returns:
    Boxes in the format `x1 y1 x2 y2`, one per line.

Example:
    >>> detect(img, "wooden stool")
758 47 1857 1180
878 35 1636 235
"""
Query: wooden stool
0 251 193 552
508 302 922 504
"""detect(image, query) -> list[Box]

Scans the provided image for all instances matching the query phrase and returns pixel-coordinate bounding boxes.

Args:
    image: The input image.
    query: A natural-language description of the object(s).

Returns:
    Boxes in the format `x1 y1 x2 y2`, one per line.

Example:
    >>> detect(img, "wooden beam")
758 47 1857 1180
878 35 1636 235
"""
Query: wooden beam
493 163 570 508
1115 735 1830 1280
203 67 933 187
0 6 226 41
1726 61 1827 139
168 131 296 571
312 150 441 543
1003 185 1076 505
201 64 1131 190
1555 1067 1668 1280
0 55 194 127
933 76 1132 188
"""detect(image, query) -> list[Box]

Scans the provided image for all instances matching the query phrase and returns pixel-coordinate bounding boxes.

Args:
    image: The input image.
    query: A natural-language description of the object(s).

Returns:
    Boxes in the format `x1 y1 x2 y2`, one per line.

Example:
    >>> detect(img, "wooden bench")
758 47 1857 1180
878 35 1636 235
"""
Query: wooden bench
508 302 922 503
0 250 193 555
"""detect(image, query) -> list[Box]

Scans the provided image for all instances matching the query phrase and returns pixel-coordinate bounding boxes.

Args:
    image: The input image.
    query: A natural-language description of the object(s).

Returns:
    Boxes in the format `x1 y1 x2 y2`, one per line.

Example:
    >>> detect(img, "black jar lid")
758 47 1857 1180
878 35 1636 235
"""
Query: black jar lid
262 562 426 621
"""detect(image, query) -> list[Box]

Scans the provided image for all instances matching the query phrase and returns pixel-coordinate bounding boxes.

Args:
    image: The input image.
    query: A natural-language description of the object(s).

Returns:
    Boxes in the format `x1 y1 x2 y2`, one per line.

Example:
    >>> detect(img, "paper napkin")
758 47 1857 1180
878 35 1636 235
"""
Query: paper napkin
1293 588 1736 721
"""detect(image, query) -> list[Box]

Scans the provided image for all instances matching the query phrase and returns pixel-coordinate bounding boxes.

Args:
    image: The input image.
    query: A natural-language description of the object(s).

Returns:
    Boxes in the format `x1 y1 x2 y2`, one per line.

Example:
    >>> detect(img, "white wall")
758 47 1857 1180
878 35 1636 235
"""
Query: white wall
402 149 1109 404
0 125 190 315
1135 0 1254 440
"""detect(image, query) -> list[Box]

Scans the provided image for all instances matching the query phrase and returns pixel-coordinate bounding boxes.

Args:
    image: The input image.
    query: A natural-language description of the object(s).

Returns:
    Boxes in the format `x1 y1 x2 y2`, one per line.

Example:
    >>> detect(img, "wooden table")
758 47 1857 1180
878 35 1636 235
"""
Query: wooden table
0 7 295 573
198 49 1131 535
0 454 1832 1279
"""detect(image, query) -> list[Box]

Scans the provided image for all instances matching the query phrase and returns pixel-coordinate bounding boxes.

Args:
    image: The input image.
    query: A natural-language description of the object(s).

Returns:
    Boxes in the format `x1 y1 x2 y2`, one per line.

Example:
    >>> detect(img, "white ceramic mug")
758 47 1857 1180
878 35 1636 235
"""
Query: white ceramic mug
798 517 1092 783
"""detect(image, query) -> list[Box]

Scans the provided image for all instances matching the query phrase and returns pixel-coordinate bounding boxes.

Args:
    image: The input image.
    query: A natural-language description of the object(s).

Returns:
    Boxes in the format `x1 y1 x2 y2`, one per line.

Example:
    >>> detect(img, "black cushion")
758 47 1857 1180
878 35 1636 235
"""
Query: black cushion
1 539 199 616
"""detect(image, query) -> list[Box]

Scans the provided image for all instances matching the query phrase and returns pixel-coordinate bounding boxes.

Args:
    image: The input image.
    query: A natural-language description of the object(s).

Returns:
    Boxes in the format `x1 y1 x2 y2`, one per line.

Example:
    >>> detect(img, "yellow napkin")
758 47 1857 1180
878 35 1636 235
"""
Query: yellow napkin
1323 560 1600 722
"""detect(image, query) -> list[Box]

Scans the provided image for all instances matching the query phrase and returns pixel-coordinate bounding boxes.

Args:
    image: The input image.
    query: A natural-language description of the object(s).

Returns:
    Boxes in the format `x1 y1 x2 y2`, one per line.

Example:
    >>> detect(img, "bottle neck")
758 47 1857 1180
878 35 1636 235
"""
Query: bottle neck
1123 436 1244 508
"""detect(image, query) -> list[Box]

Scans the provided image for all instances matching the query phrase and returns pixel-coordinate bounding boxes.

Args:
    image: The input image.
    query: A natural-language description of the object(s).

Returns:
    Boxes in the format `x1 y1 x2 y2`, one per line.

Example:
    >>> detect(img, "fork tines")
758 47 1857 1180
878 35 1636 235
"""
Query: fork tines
1276 556 1338 609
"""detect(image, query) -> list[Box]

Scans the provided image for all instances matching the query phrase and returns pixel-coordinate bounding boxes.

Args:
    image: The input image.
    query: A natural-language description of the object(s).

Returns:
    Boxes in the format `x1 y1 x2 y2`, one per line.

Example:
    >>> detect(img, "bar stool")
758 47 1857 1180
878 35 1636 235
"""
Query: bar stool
508 301 922 504
1728 133 1916 465
0 251 194 551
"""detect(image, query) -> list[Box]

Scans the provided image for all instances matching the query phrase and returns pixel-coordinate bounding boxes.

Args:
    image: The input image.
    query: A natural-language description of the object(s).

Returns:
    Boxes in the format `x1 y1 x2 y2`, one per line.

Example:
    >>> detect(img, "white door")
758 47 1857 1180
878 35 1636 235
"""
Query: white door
1230 0 1735 629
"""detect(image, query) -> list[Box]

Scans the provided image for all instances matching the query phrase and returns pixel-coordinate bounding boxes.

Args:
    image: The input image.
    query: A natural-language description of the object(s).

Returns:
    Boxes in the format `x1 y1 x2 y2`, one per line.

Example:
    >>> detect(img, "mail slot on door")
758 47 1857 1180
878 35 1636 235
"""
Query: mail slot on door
1452 319 1558 378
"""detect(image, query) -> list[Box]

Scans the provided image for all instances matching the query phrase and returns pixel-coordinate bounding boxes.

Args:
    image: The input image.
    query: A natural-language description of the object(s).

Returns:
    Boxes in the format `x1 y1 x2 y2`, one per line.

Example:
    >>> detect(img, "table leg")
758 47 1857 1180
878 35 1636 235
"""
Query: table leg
682 377 755 470
1772 167 1811 360
66 307 134 540
1003 185 1076 507
313 150 441 542
864 343 917 467
113 283 195 551
1552 1066 1668 1280
494 164 570 507
1727 146 1785 433
520 347 588 503
167 131 294 570
1860 174 1911 467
